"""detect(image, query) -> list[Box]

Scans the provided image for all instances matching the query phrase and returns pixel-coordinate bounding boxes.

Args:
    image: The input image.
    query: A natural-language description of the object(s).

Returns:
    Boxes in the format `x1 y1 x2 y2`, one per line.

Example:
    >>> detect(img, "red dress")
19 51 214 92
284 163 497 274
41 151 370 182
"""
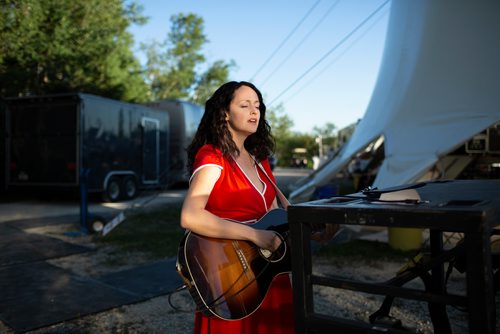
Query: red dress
191 144 295 334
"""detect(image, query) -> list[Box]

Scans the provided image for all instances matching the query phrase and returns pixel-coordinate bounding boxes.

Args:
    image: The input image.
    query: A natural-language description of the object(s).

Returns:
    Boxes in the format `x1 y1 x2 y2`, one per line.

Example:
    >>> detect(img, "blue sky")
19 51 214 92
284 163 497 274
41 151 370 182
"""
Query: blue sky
128 0 391 133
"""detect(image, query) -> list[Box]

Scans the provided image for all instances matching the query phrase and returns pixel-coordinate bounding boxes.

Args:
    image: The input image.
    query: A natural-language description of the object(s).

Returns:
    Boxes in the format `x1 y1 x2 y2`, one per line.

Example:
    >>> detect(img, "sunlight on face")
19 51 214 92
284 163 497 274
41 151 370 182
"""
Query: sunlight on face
225 85 261 140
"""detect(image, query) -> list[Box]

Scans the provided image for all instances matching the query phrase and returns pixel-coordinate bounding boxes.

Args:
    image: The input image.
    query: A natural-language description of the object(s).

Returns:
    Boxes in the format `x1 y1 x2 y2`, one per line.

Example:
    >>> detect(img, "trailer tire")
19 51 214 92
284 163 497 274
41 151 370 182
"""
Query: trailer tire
122 176 138 200
104 176 122 202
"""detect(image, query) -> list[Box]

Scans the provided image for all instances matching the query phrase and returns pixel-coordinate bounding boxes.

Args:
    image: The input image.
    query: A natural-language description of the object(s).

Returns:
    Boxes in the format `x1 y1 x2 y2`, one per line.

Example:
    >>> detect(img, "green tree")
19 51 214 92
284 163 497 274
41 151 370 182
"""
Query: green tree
192 59 235 105
0 0 149 101
267 104 335 167
280 133 317 168
313 122 336 138
267 103 294 139
267 103 294 166
143 13 233 102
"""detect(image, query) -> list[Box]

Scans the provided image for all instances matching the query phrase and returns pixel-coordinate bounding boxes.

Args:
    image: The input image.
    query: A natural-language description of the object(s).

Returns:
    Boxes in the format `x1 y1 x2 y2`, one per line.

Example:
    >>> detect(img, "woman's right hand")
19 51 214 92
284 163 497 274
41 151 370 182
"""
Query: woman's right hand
252 229 282 252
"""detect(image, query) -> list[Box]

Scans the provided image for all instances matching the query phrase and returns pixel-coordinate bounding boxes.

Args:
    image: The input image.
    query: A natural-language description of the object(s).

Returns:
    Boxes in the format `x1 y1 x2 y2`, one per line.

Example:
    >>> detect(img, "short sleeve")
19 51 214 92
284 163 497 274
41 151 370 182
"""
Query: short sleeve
191 145 224 180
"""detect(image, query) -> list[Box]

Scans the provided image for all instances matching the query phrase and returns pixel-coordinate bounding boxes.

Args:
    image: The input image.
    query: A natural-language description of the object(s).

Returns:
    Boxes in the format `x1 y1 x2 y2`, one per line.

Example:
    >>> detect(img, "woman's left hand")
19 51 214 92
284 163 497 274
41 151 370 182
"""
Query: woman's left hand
310 223 339 245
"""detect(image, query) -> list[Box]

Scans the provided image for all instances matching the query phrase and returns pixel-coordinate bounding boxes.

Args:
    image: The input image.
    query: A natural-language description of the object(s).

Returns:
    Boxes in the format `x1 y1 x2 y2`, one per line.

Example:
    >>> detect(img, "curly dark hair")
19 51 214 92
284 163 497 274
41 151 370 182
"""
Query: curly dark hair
187 81 275 174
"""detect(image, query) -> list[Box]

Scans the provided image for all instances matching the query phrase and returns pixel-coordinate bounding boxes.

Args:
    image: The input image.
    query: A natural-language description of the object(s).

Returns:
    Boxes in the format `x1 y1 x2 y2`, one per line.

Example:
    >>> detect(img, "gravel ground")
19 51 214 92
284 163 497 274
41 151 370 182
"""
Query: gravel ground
1 225 498 334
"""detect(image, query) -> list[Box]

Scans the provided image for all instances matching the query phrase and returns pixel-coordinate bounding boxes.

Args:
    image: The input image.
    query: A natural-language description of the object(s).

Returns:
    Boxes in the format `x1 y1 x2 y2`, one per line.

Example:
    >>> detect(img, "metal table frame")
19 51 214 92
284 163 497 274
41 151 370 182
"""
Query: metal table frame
288 180 500 334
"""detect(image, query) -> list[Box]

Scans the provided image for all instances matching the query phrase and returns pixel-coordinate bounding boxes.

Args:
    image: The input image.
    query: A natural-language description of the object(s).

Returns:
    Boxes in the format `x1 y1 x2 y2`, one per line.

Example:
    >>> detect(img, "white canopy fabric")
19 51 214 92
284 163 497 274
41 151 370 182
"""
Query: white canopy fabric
290 0 500 203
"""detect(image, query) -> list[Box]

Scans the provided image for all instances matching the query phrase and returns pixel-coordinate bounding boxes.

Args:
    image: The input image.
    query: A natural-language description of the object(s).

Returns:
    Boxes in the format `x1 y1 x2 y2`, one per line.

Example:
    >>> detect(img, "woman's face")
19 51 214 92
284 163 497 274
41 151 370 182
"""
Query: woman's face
225 85 261 139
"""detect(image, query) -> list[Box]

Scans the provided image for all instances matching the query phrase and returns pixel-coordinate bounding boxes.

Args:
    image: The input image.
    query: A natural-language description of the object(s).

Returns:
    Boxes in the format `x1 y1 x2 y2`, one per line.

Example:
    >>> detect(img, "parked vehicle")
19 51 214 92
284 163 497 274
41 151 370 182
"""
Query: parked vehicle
1 93 203 201
146 99 203 187
0 102 6 193
268 154 277 170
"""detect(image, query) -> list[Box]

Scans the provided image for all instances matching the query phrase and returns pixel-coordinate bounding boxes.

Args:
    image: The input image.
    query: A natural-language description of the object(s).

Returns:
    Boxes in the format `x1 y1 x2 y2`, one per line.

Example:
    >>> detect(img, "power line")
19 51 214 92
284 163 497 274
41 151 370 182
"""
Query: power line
259 0 341 88
249 0 321 82
285 7 389 104
268 0 390 106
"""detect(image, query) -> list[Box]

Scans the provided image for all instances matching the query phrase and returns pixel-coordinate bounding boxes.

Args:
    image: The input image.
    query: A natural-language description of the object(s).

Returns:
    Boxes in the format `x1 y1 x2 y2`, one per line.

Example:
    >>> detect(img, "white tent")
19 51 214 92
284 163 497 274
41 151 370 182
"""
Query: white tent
290 0 500 203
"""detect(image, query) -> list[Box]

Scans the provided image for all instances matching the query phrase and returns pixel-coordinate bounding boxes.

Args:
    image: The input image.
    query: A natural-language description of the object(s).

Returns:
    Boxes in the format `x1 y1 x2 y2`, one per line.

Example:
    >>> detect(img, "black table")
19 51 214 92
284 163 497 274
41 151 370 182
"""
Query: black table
288 180 500 334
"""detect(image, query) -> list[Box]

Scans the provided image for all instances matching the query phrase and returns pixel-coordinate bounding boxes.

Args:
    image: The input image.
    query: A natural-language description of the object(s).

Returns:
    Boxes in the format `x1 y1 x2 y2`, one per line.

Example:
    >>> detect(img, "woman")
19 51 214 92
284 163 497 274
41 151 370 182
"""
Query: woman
181 81 335 333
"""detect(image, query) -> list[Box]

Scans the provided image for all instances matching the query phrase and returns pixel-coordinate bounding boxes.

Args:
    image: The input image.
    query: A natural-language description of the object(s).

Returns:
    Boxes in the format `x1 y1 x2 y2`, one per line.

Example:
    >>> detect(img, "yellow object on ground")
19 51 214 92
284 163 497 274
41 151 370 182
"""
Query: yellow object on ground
388 227 423 251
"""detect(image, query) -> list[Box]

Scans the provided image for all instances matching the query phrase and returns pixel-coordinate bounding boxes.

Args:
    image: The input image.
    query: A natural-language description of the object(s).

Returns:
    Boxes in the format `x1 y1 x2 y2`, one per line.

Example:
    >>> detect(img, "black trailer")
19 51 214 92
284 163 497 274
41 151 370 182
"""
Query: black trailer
0 101 6 193
3 93 175 201
146 99 203 186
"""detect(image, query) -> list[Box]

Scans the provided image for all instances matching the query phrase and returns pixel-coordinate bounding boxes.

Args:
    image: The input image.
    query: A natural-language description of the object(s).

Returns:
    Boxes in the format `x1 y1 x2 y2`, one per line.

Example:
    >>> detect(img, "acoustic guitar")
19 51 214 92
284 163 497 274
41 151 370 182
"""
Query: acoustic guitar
176 208 291 320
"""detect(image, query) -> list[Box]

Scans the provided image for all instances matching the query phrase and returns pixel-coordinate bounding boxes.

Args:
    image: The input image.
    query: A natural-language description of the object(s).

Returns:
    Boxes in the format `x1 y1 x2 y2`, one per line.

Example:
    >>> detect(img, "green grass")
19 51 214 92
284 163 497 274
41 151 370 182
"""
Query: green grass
98 203 419 266
98 203 185 259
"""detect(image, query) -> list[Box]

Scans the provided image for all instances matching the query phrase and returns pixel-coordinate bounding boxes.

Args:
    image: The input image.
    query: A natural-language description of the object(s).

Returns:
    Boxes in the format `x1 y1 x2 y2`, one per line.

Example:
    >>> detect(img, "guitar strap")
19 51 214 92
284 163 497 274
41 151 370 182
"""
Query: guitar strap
253 157 291 210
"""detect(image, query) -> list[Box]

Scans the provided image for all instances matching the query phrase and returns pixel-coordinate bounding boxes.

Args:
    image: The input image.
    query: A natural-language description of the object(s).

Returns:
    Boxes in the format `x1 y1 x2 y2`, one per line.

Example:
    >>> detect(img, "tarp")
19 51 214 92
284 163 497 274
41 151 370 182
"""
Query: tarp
290 0 500 203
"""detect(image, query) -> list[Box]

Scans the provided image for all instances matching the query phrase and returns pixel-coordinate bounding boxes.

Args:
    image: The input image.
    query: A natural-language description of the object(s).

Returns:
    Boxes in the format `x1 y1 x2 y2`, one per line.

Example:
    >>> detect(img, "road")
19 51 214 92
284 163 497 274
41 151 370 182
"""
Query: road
0 167 312 224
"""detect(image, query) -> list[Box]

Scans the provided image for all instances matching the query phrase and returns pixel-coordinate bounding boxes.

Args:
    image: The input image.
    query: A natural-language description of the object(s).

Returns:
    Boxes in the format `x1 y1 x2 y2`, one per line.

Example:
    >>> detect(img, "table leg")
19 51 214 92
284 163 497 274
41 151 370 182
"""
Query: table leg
464 230 496 333
429 231 451 334
290 219 314 333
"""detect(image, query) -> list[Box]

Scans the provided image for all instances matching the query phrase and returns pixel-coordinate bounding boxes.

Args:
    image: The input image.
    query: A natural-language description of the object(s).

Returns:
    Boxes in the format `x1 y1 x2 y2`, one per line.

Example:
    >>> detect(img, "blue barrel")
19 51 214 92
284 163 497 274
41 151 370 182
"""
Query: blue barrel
316 184 338 199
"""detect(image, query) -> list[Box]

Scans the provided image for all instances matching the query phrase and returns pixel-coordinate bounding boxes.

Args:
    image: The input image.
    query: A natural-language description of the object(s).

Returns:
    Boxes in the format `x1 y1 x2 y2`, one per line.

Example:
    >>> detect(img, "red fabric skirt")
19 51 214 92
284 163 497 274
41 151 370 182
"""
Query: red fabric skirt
193 274 295 334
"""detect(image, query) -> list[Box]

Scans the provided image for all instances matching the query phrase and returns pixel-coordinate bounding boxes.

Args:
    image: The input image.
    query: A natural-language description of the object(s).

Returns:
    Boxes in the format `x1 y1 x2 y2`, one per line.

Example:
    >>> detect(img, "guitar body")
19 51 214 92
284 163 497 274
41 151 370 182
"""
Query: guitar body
176 208 290 320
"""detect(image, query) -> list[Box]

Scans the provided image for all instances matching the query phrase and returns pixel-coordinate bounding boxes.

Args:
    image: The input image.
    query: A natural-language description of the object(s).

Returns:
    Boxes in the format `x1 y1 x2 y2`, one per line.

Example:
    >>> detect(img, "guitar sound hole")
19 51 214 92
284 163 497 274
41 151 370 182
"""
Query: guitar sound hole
259 234 286 263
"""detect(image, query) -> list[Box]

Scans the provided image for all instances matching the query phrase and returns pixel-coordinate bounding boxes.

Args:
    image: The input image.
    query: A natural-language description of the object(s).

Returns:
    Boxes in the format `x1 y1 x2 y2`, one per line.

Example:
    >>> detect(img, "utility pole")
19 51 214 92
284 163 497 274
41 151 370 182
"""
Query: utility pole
315 135 323 159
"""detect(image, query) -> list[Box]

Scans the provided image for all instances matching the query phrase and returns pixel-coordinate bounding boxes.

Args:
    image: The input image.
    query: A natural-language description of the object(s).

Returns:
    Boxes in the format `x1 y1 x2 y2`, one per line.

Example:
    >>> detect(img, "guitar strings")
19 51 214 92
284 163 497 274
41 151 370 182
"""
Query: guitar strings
226 231 288 265
166 265 266 315
202 244 274 311
244 233 289 262
204 260 256 308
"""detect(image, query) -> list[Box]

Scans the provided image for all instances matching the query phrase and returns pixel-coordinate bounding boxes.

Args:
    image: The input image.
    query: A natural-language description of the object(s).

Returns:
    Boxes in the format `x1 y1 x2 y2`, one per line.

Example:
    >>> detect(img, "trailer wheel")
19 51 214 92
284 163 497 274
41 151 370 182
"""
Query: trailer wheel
122 176 138 200
104 176 122 202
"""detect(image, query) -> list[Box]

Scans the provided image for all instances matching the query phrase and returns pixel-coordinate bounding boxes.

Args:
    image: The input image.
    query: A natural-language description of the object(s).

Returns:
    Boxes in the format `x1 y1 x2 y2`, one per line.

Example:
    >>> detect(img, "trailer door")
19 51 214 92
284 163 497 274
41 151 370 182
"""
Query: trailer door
142 117 159 184
7 98 78 186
